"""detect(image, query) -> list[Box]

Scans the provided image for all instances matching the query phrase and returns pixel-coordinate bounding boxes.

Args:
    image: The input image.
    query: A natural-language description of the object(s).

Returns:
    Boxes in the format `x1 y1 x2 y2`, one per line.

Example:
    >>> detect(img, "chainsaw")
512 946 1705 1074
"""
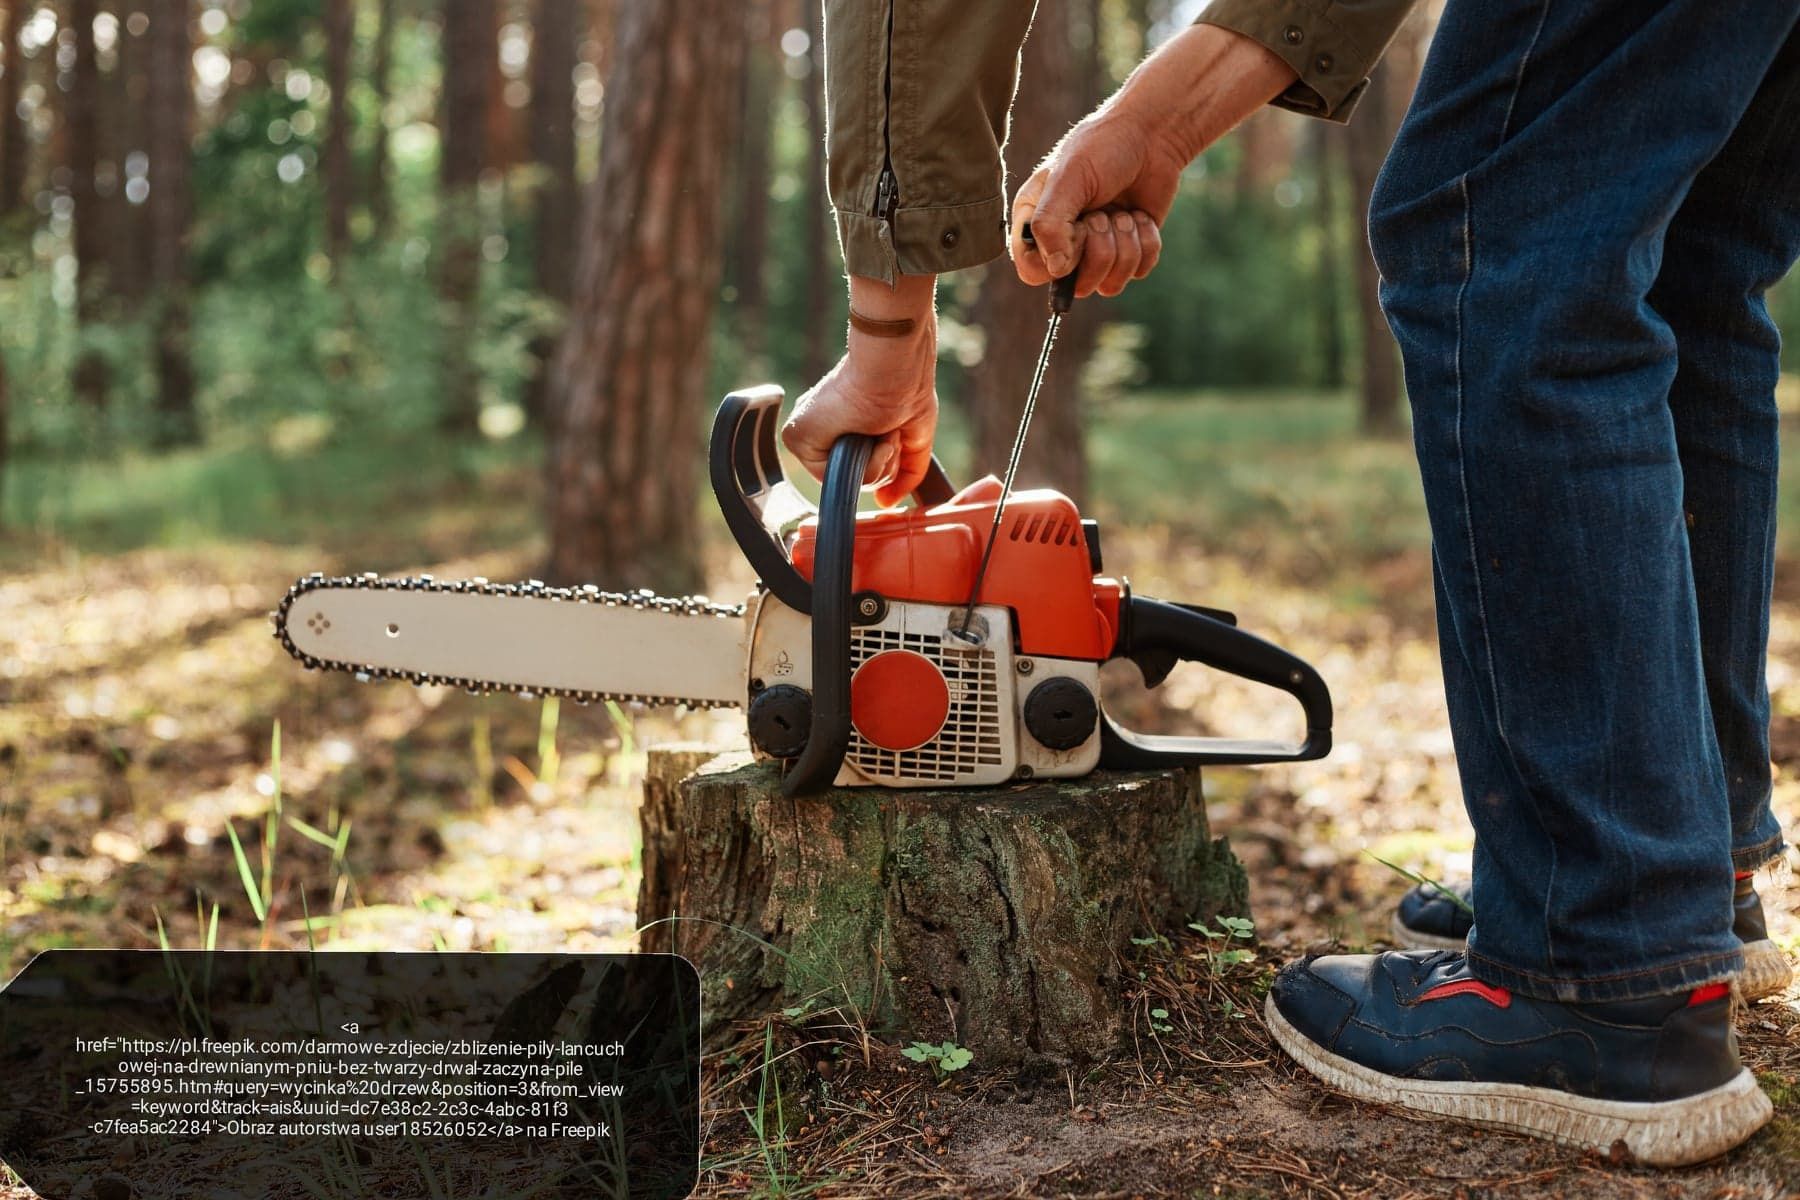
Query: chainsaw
274 386 1331 796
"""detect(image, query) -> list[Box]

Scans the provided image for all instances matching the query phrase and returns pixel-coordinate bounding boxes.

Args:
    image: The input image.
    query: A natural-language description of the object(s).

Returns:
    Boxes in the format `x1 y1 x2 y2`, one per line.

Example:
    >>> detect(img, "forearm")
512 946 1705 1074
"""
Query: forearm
849 271 936 325
1104 25 1300 165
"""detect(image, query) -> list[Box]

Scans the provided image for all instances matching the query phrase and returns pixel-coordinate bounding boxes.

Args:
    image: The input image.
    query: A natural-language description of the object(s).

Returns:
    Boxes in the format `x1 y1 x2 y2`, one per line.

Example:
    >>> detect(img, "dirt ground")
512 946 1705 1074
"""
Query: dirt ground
3 515 1799 1198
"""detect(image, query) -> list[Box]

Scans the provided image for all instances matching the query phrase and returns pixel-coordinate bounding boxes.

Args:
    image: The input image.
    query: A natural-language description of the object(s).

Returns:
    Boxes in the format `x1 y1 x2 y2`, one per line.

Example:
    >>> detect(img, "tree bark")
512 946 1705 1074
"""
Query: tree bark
484 0 522 173
525 0 578 424
438 0 495 435
967 0 1095 503
70 0 109 410
0 1 27 216
368 0 396 237
544 0 744 592
1343 7 1426 436
323 0 352 265
1310 122 1345 390
723 0 773 359
146 0 196 447
799 0 829 383
0 345 9 527
108 3 152 308
638 750 1249 1066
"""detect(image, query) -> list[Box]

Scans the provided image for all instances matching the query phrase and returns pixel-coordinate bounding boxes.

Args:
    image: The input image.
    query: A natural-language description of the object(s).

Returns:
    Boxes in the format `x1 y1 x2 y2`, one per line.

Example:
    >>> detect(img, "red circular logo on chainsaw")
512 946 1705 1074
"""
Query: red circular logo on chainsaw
850 650 950 752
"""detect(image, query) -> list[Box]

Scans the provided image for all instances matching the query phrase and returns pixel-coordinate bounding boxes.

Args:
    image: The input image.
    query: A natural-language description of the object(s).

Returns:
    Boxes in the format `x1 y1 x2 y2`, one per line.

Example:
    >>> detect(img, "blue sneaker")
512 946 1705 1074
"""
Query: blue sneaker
1390 873 1791 1002
1265 950 1772 1166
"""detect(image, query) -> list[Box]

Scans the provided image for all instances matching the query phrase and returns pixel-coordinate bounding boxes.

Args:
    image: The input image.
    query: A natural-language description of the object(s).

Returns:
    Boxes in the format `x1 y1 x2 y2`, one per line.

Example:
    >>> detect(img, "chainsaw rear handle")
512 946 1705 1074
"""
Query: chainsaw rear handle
1100 596 1332 767
710 386 954 616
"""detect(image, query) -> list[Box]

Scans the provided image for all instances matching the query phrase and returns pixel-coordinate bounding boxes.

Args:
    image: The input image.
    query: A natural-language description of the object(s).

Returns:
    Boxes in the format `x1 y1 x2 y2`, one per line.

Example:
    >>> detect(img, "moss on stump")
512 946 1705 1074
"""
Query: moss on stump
636 748 1248 1067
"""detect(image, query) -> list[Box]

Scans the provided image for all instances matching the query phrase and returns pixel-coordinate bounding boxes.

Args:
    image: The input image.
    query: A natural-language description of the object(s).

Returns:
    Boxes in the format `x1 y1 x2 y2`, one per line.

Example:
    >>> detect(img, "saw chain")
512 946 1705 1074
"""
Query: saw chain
271 572 746 709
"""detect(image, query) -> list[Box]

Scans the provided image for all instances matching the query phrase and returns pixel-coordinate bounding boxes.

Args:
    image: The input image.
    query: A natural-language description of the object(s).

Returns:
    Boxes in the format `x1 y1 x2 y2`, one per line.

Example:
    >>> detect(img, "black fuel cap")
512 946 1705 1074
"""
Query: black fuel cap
1023 677 1098 751
748 684 812 759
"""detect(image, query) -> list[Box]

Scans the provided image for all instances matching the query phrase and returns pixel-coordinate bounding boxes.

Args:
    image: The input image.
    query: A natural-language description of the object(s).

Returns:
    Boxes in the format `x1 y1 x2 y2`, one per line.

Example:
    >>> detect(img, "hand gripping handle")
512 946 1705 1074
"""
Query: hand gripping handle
709 386 953 616
1099 596 1333 767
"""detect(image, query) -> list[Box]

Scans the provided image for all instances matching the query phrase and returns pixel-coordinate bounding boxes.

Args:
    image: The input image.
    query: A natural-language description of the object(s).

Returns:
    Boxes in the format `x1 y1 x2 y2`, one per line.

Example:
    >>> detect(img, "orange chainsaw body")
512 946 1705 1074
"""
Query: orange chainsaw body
789 476 1125 662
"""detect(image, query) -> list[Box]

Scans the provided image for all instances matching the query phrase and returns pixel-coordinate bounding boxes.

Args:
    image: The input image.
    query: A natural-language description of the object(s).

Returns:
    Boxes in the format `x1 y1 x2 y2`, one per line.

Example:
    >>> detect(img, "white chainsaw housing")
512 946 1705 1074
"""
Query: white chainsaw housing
744 592 1101 788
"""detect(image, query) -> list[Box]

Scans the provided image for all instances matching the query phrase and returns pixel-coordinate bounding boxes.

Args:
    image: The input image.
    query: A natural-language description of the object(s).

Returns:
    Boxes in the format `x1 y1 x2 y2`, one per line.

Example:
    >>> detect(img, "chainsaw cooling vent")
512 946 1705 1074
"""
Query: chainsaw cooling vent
1008 512 1076 546
847 625 1002 783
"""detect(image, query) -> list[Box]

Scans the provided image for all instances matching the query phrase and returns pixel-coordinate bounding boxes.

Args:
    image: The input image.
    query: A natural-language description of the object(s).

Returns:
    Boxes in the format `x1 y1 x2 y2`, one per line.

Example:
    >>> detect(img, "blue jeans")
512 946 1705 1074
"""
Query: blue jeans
1369 0 1800 1002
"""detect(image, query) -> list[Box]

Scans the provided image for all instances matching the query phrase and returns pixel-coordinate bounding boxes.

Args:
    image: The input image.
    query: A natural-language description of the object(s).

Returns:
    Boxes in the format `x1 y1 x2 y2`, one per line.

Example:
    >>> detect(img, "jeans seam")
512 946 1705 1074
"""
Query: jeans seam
1499 0 1553 145
1452 173 1563 964
1467 944 1742 987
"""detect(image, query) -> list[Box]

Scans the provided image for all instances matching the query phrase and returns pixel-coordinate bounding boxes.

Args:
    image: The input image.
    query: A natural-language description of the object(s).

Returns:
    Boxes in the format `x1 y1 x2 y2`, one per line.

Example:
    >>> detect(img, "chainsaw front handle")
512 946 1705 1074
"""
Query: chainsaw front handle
1100 596 1333 767
781 432 875 797
709 386 954 617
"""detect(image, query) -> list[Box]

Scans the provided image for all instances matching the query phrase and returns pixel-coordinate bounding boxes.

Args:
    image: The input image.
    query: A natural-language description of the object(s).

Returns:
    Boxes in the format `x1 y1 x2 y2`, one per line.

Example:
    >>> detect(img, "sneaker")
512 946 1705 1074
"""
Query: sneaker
1389 872 1792 1002
1265 949 1773 1166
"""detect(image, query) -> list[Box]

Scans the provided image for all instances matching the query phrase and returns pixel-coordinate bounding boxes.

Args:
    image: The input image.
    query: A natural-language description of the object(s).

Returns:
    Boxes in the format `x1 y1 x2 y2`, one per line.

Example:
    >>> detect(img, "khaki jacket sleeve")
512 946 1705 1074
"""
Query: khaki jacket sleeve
1195 0 1419 123
823 0 1037 282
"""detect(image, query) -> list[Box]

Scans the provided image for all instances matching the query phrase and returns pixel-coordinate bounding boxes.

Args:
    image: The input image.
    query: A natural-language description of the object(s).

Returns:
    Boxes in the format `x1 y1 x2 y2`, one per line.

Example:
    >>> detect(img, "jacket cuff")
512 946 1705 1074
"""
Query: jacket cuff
835 196 1009 284
1195 0 1376 124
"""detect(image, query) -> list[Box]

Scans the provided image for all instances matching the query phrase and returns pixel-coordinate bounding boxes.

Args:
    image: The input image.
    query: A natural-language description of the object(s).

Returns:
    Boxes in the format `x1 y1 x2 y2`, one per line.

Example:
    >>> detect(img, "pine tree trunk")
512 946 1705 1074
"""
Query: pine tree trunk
70 0 110 411
368 0 396 237
108 3 151 308
147 0 196 447
723 0 773 359
1344 7 1426 436
544 0 744 592
438 0 494 435
799 0 829 383
483 0 521 173
1343 124 1398 435
0 345 9 527
525 0 578 424
1311 123 1345 390
0 1 26 215
323 0 352 265
967 0 1094 503
638 750 1248 1066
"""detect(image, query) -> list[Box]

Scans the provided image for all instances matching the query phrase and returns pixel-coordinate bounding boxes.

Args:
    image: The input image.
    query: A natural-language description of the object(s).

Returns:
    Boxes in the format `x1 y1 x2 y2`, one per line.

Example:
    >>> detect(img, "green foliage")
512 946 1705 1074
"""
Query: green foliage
1189 913 1257 969
900 1039 973 1079
1114 151 1350 391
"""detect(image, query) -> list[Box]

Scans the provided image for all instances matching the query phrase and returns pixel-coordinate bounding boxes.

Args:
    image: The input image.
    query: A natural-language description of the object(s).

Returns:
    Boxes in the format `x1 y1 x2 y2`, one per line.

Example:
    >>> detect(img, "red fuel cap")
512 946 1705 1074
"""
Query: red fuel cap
850 650 950 752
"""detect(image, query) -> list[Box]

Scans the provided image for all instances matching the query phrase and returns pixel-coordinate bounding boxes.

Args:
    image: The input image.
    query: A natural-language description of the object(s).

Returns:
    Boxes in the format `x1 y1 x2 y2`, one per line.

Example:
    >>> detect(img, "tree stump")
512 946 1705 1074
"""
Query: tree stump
636 748 1248 1067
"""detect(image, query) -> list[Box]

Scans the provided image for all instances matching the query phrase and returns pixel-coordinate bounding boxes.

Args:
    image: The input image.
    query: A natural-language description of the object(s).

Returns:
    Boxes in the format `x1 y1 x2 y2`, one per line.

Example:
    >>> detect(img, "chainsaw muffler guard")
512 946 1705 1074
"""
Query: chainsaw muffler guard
710 386 1333 797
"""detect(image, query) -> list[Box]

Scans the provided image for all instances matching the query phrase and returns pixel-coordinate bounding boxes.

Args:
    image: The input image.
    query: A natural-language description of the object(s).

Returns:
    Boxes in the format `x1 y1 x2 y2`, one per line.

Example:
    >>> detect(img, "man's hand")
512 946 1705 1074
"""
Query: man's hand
782 274 938 509
1011 125 1174 298
1015 23 1300 292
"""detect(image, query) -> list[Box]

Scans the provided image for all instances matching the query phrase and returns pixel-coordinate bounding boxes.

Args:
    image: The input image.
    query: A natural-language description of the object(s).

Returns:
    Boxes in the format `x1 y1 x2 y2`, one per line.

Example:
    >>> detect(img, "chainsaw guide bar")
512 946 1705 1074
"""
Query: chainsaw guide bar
273 572 747 709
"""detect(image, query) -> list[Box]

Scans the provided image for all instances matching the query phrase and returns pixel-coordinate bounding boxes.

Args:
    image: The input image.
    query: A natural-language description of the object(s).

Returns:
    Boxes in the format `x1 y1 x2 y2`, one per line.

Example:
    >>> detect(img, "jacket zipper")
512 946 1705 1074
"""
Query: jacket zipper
874 0 898 227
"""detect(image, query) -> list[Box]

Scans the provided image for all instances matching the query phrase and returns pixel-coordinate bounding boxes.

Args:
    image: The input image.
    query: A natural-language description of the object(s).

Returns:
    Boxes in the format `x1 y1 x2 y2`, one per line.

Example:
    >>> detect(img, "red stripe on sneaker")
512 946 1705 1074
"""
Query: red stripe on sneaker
1417 979 1512 1008
1688 983 1730 1007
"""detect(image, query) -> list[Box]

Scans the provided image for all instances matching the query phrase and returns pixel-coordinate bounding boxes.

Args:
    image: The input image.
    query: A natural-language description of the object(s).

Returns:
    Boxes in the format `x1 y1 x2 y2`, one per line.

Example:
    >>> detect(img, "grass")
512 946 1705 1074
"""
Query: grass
13 383 1799 592
1087 390 1430 583
0 425 538 564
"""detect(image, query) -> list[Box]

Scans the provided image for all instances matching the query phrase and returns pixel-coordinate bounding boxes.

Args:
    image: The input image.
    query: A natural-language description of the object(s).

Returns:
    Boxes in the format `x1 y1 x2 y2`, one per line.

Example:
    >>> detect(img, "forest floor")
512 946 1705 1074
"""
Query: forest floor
4 393 1800 1198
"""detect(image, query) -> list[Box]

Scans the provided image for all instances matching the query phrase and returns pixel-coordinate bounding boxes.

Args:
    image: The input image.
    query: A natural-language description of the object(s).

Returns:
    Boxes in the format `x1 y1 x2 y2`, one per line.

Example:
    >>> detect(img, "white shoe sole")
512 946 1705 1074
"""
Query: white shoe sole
1390 920 1794 1005
1740 938 1793 1003
1265 993 1772 1167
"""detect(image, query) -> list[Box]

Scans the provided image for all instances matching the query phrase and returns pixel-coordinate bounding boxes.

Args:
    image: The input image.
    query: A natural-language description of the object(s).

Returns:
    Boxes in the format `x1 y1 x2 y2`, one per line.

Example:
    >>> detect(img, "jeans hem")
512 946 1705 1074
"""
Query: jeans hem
1465 945 1744 1003
1730 833 1786 874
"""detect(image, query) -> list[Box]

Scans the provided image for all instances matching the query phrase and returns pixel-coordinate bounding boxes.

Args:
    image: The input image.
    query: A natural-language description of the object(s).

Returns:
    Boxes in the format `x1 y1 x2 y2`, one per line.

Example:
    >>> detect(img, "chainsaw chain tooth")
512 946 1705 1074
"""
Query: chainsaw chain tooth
271 571 746 709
